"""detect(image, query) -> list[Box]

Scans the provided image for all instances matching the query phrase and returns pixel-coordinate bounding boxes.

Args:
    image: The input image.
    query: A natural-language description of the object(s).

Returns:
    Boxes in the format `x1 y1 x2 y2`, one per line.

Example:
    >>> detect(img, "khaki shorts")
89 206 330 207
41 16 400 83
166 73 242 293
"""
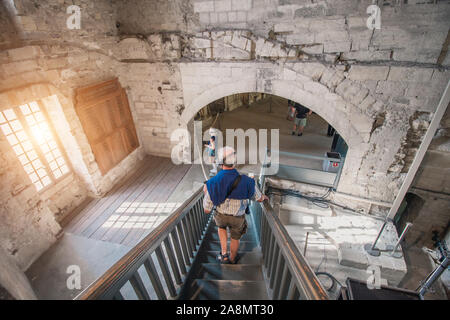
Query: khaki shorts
294 117 307 127
214 212 248 240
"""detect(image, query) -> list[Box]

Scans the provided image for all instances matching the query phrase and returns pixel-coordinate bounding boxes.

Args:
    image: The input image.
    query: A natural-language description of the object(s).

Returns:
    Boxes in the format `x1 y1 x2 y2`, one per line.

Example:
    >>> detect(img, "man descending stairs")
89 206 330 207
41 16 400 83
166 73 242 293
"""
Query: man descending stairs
179 146 269 299
179 219 269 300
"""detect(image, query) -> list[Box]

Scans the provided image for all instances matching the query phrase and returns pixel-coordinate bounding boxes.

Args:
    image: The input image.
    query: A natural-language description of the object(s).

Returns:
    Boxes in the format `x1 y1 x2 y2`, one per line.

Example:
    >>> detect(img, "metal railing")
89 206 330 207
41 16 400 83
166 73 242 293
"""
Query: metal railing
249 199 329 300
75 186 207 300
263 150 345 189
76 180 328 300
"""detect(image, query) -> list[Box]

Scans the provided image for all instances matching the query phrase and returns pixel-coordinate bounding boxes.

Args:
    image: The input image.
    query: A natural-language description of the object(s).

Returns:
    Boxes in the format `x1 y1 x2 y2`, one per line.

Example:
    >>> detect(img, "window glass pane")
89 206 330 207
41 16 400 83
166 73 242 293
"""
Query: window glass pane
49 161 57 171
53 169 62 179
56 157 65 166
13 145 24 156
10 120 22 131
61 165 69 175
37 168 47 178
35 112 45 122
45 153 54 163
26 115 36 125
16 131 27 142
29 102 40 112
20 105 31 115
3 109 16 121
49 140 57 150
22 141 33 151
52 149 62 158
34 181 43 191
1 124 12 135
42 176 51 186
24 164 34 174
0 113 6 123
32 159 41 168
18 154 29 165
41 143 50 153
28 151 38 161
6 134 18 145
29 172 39 183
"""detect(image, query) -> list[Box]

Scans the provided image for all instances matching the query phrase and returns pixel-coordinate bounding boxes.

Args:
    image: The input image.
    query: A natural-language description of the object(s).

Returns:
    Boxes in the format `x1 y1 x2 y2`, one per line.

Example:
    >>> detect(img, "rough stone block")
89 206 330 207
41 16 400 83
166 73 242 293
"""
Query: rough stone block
199 12 210 23
7 46 40 62
304 81 329 96
324 41 351 53
228 11 237 22
214 0 231 12
315 30 349 42
236 11 247 21
301 44 323 55
341 50 391 62
388 67 434 82
194 1 214 12
338 243 369 269
232 0 251 11
285 32 315 45
348 65 389 81
218 12 228 23
320 68 345 89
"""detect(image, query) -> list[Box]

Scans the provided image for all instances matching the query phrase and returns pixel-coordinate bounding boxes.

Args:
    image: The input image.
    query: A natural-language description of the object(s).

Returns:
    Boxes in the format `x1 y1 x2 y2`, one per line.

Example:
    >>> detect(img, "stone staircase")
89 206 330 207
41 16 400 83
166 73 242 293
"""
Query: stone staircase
178 219 269 300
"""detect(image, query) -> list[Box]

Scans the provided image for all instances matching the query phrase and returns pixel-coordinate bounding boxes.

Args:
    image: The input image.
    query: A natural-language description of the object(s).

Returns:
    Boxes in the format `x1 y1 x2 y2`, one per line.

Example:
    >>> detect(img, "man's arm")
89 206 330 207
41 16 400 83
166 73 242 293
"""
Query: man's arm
203 184 213 214
252 184 269 202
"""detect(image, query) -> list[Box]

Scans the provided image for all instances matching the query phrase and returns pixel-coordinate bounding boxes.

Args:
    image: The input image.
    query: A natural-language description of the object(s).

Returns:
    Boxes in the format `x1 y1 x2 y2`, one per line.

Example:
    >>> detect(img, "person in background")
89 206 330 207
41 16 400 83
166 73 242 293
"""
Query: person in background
205 136 217 174
292 102 312 136
287 99 295 120
327 124 335 137
203 146 268 264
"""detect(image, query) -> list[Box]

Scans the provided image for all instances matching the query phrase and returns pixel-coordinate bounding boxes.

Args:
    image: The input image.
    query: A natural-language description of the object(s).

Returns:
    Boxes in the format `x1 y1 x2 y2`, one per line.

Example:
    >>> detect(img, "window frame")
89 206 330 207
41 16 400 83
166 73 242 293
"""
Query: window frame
0 99 72 193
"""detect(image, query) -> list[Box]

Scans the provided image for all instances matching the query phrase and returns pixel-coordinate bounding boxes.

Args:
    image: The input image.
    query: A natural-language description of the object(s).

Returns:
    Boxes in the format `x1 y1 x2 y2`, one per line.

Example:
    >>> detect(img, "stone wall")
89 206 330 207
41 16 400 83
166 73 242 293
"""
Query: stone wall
0 1 144 270
0 0 449 271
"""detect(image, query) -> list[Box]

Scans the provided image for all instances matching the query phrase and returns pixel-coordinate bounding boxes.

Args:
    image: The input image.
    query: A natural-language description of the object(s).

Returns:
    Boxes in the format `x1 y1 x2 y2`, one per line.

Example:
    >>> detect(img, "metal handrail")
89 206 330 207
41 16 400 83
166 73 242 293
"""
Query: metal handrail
75 181 328 300
75 186 206 300
278 150 344 163
250 200 329 300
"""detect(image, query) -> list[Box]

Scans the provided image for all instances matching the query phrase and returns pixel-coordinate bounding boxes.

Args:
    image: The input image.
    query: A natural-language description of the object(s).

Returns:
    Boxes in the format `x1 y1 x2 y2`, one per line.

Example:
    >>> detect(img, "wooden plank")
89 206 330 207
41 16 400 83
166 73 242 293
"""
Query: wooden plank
67 156 153 233
71 157 156 235
120 164 191 247
81 158 168 238
60 197 93 228
92 159 174 242
67 156 154 234
107 161 187 245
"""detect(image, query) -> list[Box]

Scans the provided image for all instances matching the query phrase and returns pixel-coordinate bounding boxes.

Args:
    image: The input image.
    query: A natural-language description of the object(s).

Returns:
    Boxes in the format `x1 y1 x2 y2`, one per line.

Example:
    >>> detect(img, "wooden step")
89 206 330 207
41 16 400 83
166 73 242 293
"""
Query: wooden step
196 251 263 265
197 263 264 281
202 241 259 252
190 279 269 300
204 229 257 243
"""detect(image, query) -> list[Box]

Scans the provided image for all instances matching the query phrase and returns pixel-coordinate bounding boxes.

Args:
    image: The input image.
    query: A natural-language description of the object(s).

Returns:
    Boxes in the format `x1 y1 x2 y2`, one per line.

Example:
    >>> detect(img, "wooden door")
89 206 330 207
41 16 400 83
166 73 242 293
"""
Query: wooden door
75 79 139 175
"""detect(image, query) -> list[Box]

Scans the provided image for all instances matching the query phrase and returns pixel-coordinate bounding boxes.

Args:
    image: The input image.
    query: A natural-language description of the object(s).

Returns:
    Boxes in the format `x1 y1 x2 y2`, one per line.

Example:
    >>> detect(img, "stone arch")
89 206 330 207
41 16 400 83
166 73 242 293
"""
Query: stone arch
180 63 371 149
178 62 377 193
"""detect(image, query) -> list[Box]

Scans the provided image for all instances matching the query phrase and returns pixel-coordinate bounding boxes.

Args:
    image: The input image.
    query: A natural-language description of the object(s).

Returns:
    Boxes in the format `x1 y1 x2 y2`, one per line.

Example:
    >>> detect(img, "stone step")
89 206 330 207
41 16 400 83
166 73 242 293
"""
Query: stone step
197 263 264 281
190 279 269 300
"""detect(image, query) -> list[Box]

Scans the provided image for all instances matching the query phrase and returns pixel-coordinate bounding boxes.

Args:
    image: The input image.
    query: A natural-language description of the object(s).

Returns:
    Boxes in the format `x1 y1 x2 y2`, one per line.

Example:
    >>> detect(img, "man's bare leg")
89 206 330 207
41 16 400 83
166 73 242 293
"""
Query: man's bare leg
218 227 228 257
230 239 240 262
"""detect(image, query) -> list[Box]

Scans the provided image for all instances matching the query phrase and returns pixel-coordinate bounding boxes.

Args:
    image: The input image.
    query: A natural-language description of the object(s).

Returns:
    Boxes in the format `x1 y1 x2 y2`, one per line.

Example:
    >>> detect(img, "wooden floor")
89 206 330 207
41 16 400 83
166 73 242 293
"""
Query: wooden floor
65 156 191 247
